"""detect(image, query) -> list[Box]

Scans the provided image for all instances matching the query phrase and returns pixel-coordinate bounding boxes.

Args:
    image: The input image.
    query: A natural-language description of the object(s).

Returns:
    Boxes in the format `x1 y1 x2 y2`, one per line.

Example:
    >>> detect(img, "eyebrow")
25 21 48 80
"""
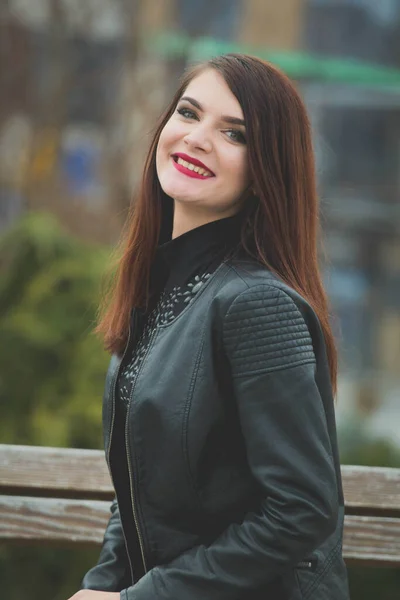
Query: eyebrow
179 96 246 127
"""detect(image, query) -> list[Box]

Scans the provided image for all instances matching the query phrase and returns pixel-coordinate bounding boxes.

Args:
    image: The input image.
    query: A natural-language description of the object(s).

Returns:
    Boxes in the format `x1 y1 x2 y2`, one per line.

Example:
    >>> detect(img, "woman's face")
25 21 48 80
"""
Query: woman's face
156 68 251 218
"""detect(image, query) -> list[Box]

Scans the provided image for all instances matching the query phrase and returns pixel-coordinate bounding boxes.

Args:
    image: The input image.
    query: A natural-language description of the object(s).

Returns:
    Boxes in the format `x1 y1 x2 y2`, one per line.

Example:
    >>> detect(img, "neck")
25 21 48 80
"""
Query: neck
172 202 242 240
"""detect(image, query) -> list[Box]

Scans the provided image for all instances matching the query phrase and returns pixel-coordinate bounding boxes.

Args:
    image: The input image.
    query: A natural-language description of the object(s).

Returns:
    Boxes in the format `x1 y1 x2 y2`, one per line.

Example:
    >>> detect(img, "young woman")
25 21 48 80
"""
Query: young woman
71 54 350 600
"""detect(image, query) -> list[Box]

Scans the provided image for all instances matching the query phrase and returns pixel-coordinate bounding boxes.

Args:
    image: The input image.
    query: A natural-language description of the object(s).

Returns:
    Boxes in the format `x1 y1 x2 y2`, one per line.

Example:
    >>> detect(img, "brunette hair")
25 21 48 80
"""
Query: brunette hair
96 53 338 396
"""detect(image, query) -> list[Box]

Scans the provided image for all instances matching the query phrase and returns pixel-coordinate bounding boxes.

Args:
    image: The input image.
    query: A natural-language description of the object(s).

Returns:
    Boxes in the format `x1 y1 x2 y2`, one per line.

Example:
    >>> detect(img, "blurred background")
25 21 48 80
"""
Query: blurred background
0 0 400 598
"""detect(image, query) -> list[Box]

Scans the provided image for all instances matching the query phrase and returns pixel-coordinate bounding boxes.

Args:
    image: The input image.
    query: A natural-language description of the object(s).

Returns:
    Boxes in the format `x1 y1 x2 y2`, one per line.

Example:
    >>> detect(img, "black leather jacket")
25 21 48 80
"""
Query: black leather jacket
82 256 350 600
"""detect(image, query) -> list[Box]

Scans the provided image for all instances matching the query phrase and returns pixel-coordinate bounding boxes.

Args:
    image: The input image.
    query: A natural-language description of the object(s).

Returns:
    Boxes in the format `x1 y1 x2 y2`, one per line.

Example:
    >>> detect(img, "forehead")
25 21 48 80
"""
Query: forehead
182 69 244 119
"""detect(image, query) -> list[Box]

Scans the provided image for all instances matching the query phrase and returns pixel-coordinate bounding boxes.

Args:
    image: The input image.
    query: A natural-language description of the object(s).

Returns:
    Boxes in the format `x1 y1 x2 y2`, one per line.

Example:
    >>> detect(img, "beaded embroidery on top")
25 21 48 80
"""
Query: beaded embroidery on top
118 269 213 407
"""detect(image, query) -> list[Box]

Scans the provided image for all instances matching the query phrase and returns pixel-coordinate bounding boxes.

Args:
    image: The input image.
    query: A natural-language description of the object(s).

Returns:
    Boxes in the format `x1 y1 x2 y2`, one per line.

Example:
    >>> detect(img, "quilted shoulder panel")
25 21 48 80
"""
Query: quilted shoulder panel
223 284 316 377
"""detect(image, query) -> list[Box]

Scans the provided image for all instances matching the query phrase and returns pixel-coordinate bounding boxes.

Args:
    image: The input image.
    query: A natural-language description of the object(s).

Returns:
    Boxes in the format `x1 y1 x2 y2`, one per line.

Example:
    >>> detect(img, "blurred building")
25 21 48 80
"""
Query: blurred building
0 0 309 241
240 0 304 49
1 0 400 443
301 0 400 442
0 0 176 242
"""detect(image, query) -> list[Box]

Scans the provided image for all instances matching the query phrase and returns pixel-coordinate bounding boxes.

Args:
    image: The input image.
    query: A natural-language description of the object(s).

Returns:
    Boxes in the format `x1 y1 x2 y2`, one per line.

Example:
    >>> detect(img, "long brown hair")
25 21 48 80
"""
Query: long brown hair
96 54 338 396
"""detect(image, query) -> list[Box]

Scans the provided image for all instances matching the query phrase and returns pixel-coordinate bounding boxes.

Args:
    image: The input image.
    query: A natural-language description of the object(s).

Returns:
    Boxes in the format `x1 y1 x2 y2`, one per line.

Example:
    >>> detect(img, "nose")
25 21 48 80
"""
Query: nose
183 123 212 153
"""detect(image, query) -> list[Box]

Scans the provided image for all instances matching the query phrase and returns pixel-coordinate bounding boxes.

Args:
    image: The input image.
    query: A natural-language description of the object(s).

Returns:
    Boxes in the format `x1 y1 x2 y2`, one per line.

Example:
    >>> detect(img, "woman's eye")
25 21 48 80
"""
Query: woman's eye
177 107 197 120
225 129 246 144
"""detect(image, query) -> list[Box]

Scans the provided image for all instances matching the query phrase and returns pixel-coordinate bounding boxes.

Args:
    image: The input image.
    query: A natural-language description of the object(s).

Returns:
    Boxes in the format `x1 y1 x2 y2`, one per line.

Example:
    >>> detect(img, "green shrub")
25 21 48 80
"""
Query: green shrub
0 211 110 448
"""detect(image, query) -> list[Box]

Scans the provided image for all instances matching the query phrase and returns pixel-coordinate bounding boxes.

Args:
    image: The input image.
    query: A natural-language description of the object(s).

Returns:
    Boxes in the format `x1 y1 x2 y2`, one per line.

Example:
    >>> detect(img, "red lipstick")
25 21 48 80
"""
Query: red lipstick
172 153 215 180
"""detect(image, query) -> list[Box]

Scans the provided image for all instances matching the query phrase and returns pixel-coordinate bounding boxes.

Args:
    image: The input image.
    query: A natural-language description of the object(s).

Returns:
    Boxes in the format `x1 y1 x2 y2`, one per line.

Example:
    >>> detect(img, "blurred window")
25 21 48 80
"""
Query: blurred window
67 37 121 123
324 263 371 373
31 31 121 124
176 0 241 39
321 108 399 197
309 0 400 23
305 0 400 65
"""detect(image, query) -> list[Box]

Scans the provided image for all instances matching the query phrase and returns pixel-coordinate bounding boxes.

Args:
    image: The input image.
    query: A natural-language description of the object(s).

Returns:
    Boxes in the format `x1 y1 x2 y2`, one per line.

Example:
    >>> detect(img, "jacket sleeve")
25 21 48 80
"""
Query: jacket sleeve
81 497 132 592
121 284 339 600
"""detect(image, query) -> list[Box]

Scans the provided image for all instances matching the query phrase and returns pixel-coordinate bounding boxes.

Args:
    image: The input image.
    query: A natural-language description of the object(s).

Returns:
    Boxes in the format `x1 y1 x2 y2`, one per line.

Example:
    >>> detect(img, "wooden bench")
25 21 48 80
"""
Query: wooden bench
1 444 400 566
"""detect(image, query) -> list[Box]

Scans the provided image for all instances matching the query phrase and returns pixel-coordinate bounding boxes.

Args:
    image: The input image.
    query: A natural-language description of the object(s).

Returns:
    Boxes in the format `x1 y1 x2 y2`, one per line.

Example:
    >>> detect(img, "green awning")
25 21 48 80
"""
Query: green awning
149 32 400 89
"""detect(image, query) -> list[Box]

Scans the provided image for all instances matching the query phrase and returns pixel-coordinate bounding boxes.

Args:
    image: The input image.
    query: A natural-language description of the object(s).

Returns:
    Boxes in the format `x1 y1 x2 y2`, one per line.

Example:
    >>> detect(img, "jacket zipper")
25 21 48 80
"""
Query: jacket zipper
124 320 161 575
106 310 146 582
125 394 148 574
295 556 318 571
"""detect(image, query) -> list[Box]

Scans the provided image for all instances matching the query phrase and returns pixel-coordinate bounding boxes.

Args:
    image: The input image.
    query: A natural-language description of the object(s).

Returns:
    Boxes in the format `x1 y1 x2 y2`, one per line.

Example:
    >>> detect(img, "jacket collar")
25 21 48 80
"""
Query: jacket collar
148 202 245 299
156 209 243 270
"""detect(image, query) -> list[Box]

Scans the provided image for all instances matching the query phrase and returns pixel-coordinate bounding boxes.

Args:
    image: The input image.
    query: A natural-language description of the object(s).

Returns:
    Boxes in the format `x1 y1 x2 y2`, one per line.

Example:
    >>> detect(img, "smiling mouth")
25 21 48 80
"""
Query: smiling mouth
172 155 214 178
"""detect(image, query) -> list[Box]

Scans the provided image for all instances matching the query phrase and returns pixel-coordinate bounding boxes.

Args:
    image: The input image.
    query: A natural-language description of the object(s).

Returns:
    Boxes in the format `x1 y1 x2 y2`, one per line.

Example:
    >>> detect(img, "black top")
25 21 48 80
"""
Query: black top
118 210 245 407
110 207 245 577
82 203 350 598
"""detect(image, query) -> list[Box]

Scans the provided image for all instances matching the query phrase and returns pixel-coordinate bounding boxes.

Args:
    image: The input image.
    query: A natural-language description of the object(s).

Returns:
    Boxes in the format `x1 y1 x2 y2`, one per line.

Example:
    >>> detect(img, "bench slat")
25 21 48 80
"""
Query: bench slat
2 445 400 515
344 515 400 565
0 495 108 544
341 465 400 517
0 444 112 498
1 495 399 566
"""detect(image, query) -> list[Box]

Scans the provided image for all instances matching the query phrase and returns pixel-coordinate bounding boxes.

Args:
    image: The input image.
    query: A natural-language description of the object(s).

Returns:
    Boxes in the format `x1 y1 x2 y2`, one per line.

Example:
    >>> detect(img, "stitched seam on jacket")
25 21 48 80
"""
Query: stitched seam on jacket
224 305 305 318
181 330 207 508
233 349 315 363
223 283 315 378
303 537 342 599
126 329 160 555
225 334 312 355
226 263 252 290
223 283 307 341
153 567 168 596
181 266 233 504
225 323 310 339
306 541 341 598
224 316 307 337
232 357 317 379
230 338 314 355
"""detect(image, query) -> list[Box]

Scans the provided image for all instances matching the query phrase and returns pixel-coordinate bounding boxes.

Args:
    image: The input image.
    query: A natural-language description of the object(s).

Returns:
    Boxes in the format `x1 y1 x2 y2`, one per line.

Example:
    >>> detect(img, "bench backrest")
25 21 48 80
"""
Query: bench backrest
0 444 399 565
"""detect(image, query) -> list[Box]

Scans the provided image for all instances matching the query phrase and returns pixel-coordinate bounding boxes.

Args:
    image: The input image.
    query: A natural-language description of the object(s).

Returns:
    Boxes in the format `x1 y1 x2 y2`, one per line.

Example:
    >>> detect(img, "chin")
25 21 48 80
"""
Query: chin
159 175 183 197
161 181 200 203
172 193 203 204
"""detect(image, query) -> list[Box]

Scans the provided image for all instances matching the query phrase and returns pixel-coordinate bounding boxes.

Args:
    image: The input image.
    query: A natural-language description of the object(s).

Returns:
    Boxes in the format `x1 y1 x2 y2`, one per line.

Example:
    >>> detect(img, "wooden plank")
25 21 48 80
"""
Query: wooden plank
341 465 400 517
1 445 400 514
1 496 400 566
343 515 400 566
0 495 109 544
0 444 113 499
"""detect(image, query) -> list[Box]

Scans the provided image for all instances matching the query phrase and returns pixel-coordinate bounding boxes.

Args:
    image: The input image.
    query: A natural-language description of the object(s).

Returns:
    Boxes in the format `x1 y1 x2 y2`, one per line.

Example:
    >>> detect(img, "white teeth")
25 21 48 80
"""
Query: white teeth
175 157 212 177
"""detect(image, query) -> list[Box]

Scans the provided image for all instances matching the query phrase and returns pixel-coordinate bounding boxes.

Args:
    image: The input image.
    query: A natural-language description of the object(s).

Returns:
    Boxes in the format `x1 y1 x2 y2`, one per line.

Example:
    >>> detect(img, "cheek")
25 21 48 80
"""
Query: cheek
225 150 249 188
156 125 175 176
157 129 169 162
158 120 182 156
